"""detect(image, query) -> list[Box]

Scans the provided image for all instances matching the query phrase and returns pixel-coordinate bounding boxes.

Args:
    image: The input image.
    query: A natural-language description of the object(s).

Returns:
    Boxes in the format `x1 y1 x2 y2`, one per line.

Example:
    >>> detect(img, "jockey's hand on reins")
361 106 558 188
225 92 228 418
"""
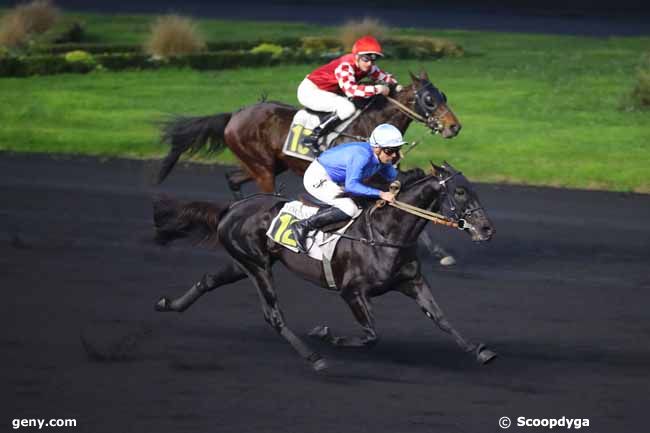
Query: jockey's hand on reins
386 82 403 94
376 181 401 208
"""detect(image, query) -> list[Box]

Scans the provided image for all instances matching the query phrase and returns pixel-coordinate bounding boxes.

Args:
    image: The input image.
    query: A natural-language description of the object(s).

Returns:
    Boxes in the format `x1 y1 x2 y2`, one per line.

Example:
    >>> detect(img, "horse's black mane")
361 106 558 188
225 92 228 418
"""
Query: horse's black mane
398 167 427 187
346 167 432 212
364 167 428 193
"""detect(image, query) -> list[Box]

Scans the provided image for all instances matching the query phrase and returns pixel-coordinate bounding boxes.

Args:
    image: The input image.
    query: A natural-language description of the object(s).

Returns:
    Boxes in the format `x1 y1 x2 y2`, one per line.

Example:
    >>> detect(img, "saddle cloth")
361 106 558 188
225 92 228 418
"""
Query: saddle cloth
281 109 361 161
266 200 353 262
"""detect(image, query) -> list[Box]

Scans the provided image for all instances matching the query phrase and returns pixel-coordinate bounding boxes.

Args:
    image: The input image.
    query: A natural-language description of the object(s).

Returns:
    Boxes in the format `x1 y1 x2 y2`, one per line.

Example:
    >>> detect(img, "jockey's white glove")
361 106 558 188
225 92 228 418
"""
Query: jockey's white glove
374 84 390 96
379 190 396 203
395 84 403 92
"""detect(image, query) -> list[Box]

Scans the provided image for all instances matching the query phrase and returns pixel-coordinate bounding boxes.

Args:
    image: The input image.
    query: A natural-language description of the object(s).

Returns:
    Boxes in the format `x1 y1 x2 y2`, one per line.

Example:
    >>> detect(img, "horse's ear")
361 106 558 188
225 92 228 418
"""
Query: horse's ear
430 161 442 174
430 162 445 191
409 71 420 84
419 70 430 81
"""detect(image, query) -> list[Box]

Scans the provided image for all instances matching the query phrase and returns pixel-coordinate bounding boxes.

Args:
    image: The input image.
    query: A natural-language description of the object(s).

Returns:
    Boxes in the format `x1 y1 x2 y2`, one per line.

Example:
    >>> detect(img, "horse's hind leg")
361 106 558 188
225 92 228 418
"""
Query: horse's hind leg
310 291 378 347
155 262 246 312
238 262 326 371
399 275 497 365
225 167 252 200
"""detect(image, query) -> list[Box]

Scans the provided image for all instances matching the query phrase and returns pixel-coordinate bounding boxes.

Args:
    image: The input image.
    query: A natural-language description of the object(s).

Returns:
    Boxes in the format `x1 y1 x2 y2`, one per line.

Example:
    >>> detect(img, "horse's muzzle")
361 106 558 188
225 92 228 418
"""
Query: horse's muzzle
473 224 495 242
441 123 462 138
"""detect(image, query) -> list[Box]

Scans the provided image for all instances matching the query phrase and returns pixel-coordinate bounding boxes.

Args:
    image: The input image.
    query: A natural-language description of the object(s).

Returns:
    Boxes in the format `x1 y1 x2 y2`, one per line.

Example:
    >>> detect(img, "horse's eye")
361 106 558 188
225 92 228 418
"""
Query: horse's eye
455 188 466 197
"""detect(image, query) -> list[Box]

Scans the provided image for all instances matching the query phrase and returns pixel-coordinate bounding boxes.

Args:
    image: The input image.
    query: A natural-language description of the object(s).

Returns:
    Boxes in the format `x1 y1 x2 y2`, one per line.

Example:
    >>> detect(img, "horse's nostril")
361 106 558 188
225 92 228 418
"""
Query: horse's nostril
483 226 495 237
451 124 462 134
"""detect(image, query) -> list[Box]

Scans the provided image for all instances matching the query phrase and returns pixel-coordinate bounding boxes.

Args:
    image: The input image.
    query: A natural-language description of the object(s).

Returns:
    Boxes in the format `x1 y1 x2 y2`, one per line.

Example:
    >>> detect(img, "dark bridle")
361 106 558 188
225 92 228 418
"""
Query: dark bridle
434 166 485 230
335 166 482 249
414 81 452 134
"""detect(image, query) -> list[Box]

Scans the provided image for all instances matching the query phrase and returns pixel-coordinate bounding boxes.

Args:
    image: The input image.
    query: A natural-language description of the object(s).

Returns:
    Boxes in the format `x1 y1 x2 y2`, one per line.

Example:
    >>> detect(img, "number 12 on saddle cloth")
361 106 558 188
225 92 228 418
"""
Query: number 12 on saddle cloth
266 201 352 262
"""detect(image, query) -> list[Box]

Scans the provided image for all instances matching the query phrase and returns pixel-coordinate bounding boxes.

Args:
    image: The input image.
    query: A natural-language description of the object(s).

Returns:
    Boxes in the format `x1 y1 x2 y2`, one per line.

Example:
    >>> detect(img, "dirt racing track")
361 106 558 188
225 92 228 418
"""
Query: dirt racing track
1 153 649 433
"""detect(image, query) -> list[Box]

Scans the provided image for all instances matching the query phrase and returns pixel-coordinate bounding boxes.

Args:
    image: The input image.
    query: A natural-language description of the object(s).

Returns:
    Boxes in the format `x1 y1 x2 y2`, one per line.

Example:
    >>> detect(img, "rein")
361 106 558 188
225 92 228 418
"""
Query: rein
386 96 427 124
379 178 464 229
332 203 418 249
336 176 467 249
335 88 446 142
387 200 459 228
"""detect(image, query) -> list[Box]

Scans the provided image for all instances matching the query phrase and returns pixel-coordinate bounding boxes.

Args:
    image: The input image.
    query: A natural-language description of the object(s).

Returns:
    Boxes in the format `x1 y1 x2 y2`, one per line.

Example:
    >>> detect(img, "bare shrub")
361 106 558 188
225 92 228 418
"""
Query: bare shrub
338 17 388 51
0 0 60 47
144 14 206 58
15 0 60 33
0 12 30 48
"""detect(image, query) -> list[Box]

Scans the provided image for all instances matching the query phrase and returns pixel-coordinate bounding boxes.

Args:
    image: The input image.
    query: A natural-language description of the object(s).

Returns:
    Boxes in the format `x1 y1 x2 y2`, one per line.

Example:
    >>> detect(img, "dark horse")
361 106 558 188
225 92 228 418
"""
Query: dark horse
155 70 461 196
153 163 497 371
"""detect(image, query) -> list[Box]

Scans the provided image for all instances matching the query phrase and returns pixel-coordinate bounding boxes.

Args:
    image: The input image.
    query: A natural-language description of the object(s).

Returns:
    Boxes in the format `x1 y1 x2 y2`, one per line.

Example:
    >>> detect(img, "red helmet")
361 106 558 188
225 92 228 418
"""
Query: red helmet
352 35 383 57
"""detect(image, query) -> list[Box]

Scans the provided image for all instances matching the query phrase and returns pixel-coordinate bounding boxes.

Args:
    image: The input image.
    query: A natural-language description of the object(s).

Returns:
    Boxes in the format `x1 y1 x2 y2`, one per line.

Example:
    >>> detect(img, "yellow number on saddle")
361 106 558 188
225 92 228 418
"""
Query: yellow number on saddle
273 213 298 247
289 124 313 156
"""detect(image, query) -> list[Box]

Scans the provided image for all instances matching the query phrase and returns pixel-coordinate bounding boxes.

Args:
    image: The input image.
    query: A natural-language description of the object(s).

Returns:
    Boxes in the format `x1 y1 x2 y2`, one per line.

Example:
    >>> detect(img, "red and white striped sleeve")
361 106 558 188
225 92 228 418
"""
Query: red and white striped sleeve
369 65 398 85
334 62 377 98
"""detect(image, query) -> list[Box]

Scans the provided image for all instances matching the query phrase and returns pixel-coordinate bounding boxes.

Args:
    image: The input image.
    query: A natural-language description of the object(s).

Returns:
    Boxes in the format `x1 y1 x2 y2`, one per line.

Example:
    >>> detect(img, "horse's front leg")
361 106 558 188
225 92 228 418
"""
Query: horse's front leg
309 290 378 347
418 229 456 266
398 275 497 364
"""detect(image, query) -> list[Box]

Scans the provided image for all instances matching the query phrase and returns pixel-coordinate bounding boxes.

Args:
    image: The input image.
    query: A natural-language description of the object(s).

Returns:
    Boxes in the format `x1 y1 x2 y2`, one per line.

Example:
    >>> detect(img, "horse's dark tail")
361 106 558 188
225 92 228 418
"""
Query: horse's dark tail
153 195 230 246
156 112 232 184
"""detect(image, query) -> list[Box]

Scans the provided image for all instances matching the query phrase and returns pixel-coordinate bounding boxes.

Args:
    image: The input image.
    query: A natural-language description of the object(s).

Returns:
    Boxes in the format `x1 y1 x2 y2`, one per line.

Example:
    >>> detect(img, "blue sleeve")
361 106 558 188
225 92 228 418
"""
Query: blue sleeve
344 153 383 198
378 163 398 182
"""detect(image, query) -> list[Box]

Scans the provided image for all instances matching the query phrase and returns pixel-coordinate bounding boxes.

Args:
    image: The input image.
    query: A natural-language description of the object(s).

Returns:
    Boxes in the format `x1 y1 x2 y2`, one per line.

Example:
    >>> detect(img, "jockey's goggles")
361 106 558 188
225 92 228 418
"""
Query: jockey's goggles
358 53 379 62
381 147 401 156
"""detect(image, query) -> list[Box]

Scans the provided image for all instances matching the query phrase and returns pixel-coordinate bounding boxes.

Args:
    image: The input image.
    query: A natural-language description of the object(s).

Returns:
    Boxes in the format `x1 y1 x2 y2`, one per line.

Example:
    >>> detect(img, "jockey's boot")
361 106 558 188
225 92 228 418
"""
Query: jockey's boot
302 113 340 155
290 206 350 253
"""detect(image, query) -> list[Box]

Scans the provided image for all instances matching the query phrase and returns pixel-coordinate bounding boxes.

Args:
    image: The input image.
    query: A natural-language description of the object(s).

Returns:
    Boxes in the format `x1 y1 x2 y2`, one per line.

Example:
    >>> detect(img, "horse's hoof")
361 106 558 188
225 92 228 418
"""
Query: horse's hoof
308 325 330 340
312 358 328 372
475 344 497 365
439 255 456 266
155 297 171 312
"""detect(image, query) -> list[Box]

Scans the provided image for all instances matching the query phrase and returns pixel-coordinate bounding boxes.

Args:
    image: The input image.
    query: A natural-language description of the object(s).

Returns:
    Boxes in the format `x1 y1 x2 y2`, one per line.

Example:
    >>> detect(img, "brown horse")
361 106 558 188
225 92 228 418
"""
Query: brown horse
156 71 461 196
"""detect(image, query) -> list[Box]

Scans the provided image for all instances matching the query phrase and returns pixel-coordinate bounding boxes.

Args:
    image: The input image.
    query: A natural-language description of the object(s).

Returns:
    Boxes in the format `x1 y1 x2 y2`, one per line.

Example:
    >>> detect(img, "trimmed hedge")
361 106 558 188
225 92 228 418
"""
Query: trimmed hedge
28 38 308 55
30 42 142 55
0 50 321 76
0 54 95 76
27 35 462 56
0 35 464 77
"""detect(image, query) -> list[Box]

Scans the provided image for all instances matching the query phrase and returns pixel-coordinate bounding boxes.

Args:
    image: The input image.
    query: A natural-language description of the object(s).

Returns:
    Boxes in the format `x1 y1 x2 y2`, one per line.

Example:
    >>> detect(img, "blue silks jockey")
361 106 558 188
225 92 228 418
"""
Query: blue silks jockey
290 123 405 253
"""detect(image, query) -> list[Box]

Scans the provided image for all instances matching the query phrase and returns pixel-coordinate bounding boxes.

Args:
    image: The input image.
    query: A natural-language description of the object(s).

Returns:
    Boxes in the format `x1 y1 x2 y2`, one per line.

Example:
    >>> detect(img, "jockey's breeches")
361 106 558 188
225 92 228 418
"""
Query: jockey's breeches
297 78 356 121
303 161 362 218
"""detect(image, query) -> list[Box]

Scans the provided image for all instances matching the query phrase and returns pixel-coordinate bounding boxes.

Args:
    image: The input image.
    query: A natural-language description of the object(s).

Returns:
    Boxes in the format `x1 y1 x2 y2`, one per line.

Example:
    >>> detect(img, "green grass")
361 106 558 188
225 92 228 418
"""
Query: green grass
1 11 649 192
